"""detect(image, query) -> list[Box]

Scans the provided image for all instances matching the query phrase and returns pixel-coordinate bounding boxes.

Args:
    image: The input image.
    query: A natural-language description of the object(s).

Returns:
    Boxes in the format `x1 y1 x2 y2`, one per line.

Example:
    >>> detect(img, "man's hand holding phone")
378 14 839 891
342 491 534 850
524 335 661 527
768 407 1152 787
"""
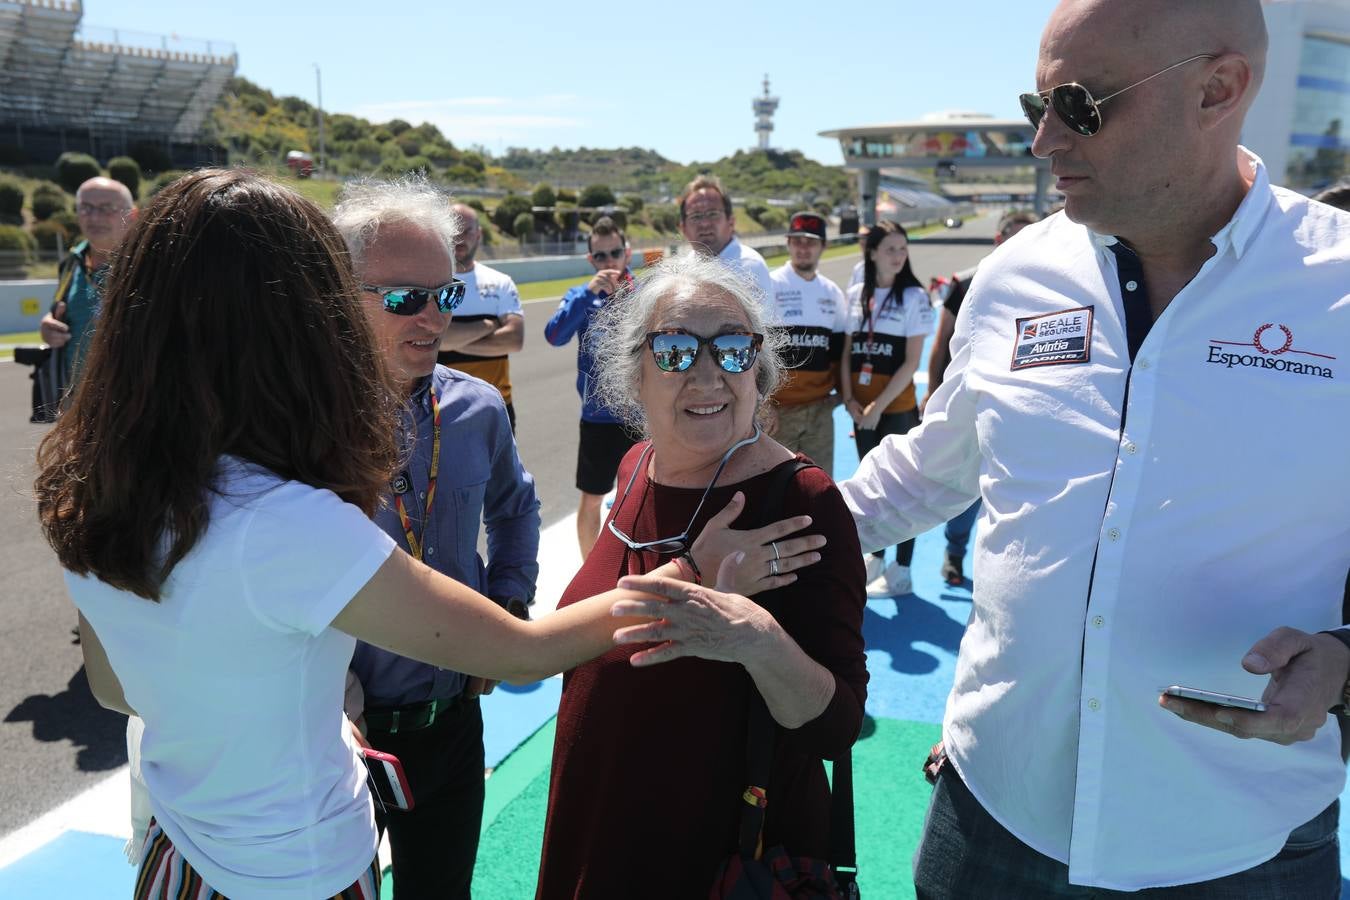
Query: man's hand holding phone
1160 627 1350 745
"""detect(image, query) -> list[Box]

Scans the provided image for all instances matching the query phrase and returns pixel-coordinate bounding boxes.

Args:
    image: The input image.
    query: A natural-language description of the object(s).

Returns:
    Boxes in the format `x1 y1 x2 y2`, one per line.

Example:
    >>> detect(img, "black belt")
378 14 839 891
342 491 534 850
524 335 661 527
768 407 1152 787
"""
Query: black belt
364 694 471 734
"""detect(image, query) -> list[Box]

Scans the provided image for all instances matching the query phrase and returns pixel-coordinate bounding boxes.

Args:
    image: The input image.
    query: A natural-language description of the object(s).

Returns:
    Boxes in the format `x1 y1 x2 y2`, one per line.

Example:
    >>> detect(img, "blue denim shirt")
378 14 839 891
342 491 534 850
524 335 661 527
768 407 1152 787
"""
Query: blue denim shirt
351 366 540 708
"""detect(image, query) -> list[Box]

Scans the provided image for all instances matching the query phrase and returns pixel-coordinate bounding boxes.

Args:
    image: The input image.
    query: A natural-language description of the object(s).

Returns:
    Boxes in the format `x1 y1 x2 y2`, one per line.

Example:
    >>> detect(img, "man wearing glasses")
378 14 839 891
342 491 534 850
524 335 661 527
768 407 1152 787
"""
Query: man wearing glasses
333 178 539 900
36 176 135 415
678 173 773 300
436 202 527 431
766 210 847 476
841 1 1350 896
544 215 638 559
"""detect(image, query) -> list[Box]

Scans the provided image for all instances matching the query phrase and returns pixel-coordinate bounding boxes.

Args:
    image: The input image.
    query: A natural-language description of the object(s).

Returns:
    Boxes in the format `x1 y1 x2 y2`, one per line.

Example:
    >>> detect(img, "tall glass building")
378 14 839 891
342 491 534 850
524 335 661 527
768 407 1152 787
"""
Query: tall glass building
1246 1 1350 191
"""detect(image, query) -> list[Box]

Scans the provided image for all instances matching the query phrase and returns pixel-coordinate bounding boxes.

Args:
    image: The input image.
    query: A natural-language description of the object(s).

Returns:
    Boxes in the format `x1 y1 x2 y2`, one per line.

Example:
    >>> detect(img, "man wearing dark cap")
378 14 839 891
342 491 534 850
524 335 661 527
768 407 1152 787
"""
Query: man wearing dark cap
766 211 847 474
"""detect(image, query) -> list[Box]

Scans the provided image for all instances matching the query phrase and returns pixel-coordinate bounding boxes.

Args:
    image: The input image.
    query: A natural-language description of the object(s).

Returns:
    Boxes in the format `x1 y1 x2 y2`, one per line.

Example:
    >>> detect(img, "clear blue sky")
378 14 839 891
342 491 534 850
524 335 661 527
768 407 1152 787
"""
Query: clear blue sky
82 0 1060 165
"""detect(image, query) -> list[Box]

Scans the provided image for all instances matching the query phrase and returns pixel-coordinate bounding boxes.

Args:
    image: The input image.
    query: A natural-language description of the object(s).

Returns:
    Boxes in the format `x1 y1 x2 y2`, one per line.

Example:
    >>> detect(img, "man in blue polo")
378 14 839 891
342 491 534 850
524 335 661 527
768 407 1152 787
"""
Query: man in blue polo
544 215 638 559
333 176 540 899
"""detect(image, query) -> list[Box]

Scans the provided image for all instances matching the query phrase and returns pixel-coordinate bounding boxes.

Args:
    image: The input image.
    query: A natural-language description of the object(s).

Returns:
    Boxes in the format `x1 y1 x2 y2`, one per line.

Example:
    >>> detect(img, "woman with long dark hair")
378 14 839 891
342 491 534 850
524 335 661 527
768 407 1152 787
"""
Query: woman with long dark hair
31 169 739 899
840 220 935 597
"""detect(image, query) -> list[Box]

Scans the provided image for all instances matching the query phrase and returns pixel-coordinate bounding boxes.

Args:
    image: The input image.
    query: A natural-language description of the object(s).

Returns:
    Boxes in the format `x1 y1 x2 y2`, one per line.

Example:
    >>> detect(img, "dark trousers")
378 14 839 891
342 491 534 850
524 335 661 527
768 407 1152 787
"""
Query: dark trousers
854 408 920 566
944 500 981 560
366 697 485 900
914 764 1340 899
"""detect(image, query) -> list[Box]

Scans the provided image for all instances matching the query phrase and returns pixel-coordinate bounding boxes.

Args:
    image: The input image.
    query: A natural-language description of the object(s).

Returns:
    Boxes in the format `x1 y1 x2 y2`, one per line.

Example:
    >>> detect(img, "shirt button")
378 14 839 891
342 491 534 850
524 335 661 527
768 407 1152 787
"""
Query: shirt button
420 491 427 500
1138 358 1151 370
1108 528 1121 541
426 546 436 557
1092 615 1104 628
1125 442 1137 455
1088 698 1101 711
1125 280 1139 292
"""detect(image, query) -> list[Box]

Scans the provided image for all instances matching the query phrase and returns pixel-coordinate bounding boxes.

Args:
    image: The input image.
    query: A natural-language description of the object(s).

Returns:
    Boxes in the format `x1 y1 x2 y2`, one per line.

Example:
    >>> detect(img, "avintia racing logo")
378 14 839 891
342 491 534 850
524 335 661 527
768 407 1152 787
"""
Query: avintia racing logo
1206 323 1336 379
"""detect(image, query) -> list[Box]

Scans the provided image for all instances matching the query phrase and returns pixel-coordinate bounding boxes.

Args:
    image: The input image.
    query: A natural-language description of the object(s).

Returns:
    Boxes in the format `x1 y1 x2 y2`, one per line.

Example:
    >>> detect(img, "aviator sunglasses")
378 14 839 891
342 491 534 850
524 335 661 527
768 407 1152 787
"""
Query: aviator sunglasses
1018 53 1216 137
643 329 764 374
363 279 467 316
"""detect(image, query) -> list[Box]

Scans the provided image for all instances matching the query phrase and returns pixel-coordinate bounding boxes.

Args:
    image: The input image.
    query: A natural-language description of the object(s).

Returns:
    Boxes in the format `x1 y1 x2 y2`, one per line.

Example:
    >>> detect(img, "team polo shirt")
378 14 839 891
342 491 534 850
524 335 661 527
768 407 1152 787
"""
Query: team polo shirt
437 262 523 405
843 283 934 414
767 264 847 407
840 148 1350 890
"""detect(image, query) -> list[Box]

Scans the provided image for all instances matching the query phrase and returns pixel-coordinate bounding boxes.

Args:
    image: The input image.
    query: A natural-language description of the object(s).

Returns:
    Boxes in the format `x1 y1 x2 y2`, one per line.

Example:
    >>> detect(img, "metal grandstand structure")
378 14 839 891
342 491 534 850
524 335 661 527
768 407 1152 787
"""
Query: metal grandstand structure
0 0 235 163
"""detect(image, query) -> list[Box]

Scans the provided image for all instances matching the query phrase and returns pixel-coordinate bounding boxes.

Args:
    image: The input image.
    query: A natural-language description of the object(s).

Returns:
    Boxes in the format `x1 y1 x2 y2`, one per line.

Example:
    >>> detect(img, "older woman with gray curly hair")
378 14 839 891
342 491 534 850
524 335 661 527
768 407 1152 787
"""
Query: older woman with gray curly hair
535 252 869 898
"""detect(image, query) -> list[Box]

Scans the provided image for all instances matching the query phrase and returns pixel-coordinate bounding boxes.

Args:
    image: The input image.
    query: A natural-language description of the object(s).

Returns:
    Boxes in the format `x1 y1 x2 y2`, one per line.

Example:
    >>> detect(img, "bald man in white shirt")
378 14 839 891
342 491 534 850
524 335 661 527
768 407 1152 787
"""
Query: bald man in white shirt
841 2 1350 896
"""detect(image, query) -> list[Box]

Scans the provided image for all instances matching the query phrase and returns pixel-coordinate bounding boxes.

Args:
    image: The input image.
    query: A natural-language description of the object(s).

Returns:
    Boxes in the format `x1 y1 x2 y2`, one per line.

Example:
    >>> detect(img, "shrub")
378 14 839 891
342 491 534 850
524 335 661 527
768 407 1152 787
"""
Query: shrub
107 156 142 197
744 201 769 224
0 223 35 272
531 184 556 208
30 182 68 220
513 212 534 240
492 194 532 235
464 198 486 214
579 184 616 208
758 208 788 232
50 209 80 240
148 170 186 197
32 218 74 253
379 155 432 178
592 209 626 230
648 204 679 233
55 151 102 193
557 188 577 204
620 194 644 214
0 176 24 222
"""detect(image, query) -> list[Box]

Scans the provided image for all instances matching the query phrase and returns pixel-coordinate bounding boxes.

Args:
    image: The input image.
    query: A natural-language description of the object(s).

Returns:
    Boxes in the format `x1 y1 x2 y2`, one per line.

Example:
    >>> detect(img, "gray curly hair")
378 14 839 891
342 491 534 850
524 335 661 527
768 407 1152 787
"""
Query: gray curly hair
331 174 461 272
587 250 787 436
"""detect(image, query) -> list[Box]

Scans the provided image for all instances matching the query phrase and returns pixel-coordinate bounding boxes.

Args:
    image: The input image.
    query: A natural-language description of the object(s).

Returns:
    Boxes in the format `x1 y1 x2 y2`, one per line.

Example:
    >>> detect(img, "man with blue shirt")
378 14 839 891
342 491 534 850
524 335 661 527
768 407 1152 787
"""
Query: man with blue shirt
544 216 637 559
333 177 540 899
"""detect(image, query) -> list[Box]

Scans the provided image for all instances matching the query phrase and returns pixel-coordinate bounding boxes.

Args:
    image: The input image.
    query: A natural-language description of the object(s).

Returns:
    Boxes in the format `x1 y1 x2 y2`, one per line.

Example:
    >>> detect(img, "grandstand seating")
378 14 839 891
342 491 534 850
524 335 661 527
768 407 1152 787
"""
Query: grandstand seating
0 0 235 158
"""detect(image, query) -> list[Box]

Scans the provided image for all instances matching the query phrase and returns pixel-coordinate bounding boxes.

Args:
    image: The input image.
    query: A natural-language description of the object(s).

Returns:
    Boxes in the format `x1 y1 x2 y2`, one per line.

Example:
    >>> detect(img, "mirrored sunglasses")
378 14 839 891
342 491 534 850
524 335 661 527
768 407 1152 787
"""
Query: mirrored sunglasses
643 330 763 374
1018 53 1216 138
590 247 627 262
363 280 467 316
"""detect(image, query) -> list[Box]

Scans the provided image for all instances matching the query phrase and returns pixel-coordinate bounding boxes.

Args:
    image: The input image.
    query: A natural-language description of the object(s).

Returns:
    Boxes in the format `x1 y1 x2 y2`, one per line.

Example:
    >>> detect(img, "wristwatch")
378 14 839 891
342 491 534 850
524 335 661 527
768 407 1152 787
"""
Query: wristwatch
1318 629 1350 715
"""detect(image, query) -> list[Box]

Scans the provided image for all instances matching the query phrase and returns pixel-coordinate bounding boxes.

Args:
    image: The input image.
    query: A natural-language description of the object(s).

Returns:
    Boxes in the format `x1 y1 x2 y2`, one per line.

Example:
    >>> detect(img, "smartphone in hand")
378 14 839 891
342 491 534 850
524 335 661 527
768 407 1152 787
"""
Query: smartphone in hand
1163 685 1266 713
361 747 414 812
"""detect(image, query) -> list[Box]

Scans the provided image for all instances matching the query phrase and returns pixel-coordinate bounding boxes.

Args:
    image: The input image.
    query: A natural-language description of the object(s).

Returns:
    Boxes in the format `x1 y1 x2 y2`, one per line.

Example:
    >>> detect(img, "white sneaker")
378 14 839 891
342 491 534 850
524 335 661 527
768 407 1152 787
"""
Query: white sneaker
867 562 912 598
864 555 886 585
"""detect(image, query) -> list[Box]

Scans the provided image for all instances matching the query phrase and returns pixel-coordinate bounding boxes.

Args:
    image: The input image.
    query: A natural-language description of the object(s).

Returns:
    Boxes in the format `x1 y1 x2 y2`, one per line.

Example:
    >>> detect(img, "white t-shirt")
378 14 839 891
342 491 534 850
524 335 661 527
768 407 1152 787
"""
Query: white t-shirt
767 264 848 406
847 259 864 289
68 458 396 899
440 262 524 402
718 236 774 301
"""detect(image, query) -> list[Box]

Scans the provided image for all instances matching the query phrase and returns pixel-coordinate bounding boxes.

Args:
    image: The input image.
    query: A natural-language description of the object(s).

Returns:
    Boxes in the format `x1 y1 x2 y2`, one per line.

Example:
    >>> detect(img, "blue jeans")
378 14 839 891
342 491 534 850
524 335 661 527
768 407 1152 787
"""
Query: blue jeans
914 764 1340 899
944 500 980 559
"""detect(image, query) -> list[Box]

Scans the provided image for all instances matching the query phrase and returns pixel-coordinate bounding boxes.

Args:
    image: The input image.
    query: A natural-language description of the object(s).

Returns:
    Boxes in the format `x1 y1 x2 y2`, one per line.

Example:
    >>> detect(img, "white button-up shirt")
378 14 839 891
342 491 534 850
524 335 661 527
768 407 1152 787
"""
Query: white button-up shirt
840 149 1350 890
718 235 773 301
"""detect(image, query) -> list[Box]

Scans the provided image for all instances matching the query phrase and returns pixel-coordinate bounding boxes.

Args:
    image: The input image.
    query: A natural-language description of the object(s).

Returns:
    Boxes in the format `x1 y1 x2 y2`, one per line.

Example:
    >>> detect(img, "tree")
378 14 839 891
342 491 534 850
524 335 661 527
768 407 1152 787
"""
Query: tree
148 170 186 197
531 183 556 208
513 212 534 242
385 119 413 136
0 224 35 274
620 194 644 214
649 205 679 233
55 152 102 193
30 182 68 220
107 156 142 197
758 208 788 232
579 183 616 208
492 194 532 235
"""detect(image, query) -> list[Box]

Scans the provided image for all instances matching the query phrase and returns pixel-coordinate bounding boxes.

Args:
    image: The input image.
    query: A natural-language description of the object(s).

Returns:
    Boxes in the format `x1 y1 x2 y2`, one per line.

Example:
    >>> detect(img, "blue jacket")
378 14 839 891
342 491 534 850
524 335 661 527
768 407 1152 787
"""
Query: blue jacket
543 272 632 423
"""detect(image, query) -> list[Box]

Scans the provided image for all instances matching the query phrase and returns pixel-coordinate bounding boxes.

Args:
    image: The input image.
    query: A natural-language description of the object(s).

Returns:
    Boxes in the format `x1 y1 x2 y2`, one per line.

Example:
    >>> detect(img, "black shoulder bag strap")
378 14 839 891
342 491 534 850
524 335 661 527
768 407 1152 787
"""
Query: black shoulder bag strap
735 459 859 897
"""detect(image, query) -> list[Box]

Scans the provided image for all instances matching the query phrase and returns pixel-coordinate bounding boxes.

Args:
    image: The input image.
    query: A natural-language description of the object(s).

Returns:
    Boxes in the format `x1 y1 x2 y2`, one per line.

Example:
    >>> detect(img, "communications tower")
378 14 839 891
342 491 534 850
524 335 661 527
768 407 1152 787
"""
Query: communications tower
752 75 779 151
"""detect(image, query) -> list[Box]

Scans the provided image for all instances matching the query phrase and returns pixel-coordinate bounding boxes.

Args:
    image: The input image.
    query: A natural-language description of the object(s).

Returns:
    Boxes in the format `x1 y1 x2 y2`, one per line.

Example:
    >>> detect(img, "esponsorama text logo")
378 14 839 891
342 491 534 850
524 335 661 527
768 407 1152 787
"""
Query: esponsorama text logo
1207 323 1336 379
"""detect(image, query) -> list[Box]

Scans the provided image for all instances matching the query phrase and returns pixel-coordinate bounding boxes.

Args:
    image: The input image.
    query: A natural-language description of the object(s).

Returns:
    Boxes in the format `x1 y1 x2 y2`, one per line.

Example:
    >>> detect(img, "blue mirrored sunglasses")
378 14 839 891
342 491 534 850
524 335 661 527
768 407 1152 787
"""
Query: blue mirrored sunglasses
643 329 763 374
363 279 467 316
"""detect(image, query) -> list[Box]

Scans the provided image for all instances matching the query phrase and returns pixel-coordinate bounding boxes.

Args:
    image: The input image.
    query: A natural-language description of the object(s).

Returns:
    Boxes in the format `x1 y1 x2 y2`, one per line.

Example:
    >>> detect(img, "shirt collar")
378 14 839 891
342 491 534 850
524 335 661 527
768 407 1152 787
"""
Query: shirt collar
1088 146 1271 261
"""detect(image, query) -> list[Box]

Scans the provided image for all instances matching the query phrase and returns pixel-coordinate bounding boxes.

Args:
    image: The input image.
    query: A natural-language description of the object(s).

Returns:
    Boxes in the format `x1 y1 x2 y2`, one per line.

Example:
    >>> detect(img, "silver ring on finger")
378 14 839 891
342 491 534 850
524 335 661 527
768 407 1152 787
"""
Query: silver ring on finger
769 558 780 576
771 541 781 561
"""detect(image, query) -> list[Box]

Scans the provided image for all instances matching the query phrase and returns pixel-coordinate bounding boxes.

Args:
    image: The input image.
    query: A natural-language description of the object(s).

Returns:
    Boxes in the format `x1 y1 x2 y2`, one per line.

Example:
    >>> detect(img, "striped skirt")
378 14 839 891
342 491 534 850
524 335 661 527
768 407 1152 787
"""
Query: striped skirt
134 819 381 900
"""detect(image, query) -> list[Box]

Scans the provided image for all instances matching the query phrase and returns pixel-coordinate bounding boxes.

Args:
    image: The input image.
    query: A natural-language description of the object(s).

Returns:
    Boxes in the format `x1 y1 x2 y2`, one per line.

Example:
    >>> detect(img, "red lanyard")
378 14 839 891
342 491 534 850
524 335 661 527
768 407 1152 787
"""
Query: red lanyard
394 384 441 561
